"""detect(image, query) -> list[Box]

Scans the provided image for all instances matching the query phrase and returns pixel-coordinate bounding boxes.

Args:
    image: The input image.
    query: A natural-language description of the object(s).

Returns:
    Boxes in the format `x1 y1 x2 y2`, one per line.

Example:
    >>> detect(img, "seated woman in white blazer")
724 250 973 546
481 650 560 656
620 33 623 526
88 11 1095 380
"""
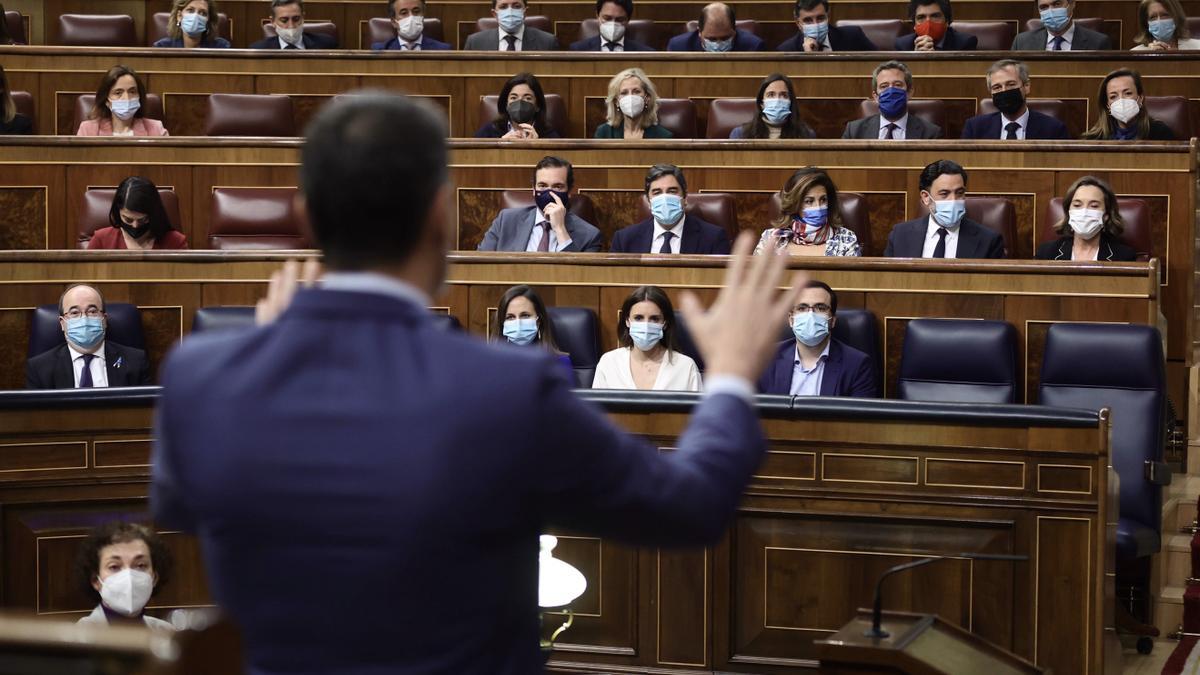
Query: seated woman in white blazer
592 285 702 392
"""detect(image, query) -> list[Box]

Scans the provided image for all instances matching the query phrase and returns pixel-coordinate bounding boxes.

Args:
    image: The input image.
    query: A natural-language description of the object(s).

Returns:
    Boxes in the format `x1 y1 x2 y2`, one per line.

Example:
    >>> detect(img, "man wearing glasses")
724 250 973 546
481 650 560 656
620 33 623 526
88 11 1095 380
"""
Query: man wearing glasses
26 284 151 389
756 280 878 397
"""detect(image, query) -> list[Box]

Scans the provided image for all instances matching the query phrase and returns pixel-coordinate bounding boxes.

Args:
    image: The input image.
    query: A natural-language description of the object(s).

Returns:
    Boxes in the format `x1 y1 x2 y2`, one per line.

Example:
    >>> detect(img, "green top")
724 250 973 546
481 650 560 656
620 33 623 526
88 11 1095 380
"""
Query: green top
593 123 675 139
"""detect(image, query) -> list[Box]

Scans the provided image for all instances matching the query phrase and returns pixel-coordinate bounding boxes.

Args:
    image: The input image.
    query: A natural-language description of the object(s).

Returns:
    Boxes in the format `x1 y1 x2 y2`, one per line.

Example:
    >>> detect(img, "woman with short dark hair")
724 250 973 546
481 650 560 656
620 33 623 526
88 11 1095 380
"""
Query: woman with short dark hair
74 522 174 629
88 176 188 250
592 285 701 391
475 72 561 139
77 66 169 137
1035 175 1137 261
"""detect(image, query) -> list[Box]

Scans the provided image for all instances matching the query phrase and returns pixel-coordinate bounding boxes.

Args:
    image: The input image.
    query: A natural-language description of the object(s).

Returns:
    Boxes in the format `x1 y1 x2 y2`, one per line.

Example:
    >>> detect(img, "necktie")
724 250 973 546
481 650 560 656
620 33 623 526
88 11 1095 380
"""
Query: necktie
1051 35 1065 50
932 227 948 259
285 43 298 49
659 231 675 254
537 224 550 252
78 354 95 388
504 34 517 51
1005 122 1020 139
884 123 898 140
604 41 621 51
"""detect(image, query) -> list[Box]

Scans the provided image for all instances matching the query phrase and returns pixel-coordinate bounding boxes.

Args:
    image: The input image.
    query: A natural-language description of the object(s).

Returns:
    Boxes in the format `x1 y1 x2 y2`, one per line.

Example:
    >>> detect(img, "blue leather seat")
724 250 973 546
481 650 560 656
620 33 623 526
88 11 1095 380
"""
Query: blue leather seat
28 303 145 358
1039 323 1168 561
897 319 1017 403
546 307 600 388
192 306 256 334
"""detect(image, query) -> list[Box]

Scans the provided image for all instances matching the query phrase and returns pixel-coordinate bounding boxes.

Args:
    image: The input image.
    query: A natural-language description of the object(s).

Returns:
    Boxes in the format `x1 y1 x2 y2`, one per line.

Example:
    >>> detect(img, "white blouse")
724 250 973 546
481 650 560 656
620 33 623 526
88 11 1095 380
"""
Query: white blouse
591 347 702 392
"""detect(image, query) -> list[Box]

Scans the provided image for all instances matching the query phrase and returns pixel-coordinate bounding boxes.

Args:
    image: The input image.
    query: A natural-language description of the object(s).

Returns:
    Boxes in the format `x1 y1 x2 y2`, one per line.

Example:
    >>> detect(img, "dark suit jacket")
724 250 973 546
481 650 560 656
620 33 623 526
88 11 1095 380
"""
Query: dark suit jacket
569 35 654 51
842 113 943 139
1035 234 1138 261
26 341 151 389
667 28 765 51
894 26 977 50
1011 24 1112 50
961 109 1070 140
464 26 559 50
776 24 877 51
757 339 878 397
473 122 561 138
0 113 33 135
152 288 765 674
249 32 337 49
609 215 732 254
372 35 453 50
477 205 603 252
883 216 1006 259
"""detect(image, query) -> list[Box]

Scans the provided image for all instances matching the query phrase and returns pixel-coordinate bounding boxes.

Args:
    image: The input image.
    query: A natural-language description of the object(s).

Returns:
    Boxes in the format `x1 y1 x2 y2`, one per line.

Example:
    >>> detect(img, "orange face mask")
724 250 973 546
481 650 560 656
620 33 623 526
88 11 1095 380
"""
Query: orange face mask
914 19 948 42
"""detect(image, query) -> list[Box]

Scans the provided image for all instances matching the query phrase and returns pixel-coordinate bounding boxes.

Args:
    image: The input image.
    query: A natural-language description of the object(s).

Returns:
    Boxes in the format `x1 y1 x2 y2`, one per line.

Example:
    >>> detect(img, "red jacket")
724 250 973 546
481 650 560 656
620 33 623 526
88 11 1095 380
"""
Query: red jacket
87 227 189 249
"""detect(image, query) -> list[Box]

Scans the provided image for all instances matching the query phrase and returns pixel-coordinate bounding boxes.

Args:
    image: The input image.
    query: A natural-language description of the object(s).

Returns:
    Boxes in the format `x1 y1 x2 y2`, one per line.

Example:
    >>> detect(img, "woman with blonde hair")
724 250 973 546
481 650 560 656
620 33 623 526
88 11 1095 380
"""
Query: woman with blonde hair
755 167 861 257
153 0 231 48
593 67 673 139
1132 0 1200 49
0 65 32 135
1080 69 1174 140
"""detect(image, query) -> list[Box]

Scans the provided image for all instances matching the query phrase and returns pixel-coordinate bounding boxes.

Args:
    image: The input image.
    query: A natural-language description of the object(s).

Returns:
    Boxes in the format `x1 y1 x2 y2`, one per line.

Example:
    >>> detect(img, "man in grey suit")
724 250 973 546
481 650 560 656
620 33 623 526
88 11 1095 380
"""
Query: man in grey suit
464 0 560 50
478 156 603 252
843 60 943 139
1011 0 1112 50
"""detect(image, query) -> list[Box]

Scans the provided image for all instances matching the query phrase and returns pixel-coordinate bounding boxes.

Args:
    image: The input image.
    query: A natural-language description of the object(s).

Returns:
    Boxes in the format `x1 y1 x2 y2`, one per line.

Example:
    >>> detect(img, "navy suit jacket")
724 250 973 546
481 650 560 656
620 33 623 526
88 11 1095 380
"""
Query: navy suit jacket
153 288 765 674
609 215 732 254
961 110 1070 140
249 32 337 49
667 28 765 51
371 35 452 50
25 341 151 389
756 339 877 397
894 26 977 50
776 24 877 51
883 216 1006 258
569 35 655 51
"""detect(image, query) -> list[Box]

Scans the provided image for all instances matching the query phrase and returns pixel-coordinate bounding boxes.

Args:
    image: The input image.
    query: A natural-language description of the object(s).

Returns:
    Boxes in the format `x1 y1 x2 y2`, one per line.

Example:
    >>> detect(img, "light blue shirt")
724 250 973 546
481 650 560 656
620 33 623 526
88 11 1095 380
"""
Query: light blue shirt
525 209 573 252
790 341 830 396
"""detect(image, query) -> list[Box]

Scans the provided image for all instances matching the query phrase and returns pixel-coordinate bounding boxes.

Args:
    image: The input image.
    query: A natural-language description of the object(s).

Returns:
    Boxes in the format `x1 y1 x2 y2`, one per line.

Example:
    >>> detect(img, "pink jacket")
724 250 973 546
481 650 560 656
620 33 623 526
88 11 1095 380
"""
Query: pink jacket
76 118 169 137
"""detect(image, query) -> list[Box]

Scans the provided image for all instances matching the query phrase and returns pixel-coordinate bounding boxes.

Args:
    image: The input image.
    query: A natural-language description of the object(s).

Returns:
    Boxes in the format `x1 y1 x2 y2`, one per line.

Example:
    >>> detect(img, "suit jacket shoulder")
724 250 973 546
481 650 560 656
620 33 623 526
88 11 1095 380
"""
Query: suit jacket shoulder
907 114 943 139
843 115 876 139
524 26 560 50
1075 25 1113 49
1012 27 1047 50
960 111 997 139
831 24 876 50
1027 110 1070 139
609 219 652 253
464 28 497 49
883 217 926 257
306 32 337 49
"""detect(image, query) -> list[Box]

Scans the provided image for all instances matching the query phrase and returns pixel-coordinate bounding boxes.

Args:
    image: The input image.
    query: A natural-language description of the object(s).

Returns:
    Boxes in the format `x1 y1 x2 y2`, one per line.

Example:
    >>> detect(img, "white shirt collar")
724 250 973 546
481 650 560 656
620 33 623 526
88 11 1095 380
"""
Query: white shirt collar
534 207 548 225
653 218 682 236
926 214 960 235
794 339 831 364
67 341 106 362
1001 107 1031 128
500 24 525 41
1047 21 1076 45
320 271 432 308
881 112 908 132
602 36 625 50
278 35 305 49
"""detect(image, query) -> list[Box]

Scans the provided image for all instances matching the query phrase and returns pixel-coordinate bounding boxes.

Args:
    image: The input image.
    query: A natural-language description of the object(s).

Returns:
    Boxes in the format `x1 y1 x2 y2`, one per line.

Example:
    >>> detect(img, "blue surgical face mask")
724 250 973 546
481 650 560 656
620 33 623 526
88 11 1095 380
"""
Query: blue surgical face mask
497 7 525 33
1149 17 1176 41
1039 6 1071 33
628 321 664 351
800 205 828 227
930 199 966 229
650 193 685 226
65 316 105 349
801 20 829 43
502 317 538 345
762 97 792 125
791 311 830 347
180 12 208 36
110 97 140 120
876 86 908 120
703 36 733 52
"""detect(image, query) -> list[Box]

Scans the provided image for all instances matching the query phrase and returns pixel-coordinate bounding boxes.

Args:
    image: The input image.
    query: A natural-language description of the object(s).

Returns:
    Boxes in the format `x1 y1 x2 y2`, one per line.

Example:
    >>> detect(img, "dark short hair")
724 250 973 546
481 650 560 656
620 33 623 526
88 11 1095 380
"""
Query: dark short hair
91 65 148 121
492 72 552 137
494 285 565 355
534 156 574 191
918 159 968 194
1054 175 1125 237
617 285 680 352
803 280 838 315
301 92 448 270
644 164 687 196
699 2 735 30
489 0 522 8
59 284 106 315
109 176 174 241
74 522 172 604
270 0 302 16
387 0 426 16
794 0 830 17
907 0 952 23
596 0 634 17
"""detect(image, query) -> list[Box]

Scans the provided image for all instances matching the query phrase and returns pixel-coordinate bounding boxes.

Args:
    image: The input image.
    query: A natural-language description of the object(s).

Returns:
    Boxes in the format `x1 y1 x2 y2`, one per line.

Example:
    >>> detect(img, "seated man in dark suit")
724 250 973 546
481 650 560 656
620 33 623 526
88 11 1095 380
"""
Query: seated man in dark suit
570 0 655 51
464 0 560 50
758 280 877 397
842 60 943 139
249 0 338 49
894 0 977 50
610 164 732 255
1011 0 1112 49
777 0 876 51
962 59 1070 139
883 159 1005 259
372 0 452 50
478 155 603 252
667 2 765 51
26 284 151 389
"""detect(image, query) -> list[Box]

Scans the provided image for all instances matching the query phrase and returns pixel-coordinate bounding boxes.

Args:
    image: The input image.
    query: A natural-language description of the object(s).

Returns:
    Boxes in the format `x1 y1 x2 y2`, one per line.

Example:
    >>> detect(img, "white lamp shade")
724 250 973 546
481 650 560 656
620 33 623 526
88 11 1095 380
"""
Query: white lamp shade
538 535 587 609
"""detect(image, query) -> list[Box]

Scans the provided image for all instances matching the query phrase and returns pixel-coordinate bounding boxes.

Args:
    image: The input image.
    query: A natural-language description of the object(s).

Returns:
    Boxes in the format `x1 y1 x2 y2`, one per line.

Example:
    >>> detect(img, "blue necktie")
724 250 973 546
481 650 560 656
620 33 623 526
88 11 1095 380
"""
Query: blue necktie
659 231 675 254
78 354 95 388
1051 35 1065 50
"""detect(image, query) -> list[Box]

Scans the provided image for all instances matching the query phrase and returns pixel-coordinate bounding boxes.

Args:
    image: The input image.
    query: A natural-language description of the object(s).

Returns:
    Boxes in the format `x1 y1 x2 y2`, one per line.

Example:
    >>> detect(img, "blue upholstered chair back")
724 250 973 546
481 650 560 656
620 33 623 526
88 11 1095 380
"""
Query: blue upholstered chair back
897 319 1017 403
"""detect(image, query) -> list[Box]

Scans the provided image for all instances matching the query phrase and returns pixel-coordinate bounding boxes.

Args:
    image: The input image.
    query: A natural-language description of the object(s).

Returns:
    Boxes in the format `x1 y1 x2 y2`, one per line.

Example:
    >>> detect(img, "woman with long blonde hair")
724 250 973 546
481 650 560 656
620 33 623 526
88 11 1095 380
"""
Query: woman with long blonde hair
594 67 673 139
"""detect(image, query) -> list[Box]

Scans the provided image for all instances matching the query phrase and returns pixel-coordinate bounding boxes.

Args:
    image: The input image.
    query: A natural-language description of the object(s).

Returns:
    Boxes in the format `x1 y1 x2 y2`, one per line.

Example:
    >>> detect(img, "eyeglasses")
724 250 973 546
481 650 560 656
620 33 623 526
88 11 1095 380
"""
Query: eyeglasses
63 308 103 319
793 304 832 315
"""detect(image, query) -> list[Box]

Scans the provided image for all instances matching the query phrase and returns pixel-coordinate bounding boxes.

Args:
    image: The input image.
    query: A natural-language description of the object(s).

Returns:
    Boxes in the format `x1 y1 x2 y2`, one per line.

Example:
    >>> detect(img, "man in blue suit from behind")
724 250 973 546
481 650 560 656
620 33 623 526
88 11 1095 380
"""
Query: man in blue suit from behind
152 93 803 675
758 280 878 397
610 164 732 255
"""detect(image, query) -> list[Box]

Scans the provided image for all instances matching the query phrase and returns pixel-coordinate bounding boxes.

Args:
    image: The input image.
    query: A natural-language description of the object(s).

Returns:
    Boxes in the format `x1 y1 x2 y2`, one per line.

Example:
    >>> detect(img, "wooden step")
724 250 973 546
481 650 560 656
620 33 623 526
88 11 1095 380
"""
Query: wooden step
1155 584 1185 637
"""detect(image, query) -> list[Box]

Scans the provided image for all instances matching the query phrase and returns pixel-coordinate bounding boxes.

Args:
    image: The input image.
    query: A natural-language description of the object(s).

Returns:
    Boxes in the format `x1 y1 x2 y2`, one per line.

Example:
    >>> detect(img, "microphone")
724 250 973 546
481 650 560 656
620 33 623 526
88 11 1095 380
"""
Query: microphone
864 552 1029 639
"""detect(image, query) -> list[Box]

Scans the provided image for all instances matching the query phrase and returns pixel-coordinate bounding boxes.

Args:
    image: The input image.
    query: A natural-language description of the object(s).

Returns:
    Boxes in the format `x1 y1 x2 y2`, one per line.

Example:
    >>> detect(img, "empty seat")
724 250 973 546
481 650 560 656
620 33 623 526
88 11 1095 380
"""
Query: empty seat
768 191 873 254
209 187 309 249
11 91 34 132
1040 197 1152 261
655 98 698 139
706 98 758 138
1145 96 1191 140
73 94 165 134
262 20 339 46
950 21 1014 50
478 94 568 138
835 19 908 50
56 14 136 47
148 12 231 45
191 306 256 333
916 196 1017 258
859 98 946 133
29 303 145 358
832 309 880 390
366 16 444 46
78 187 182 248
578 18 659 49
636 192 738 240
546 307 600 387
897 318 1018 403
204 94 296 137
5 10 26 44
500 191 597 227
979 97 1067 125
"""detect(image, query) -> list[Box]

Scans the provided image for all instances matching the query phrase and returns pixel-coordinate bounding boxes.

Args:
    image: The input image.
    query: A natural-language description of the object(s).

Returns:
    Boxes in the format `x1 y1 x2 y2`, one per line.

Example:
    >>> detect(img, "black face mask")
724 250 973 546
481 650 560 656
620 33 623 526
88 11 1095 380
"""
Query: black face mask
991 88 1025 117
506 100 537 125
119 222 150 239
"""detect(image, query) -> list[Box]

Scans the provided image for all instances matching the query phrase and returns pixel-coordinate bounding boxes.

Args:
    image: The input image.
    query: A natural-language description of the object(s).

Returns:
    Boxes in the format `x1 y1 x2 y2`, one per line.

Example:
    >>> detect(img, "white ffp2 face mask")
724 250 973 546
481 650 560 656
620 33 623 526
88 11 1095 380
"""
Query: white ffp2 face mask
396 15 424 41
1109 98 1141 124
1068 208 1105 240
618 94 645 118
598 20 625 42
99 568 154 617
276 26 303 45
